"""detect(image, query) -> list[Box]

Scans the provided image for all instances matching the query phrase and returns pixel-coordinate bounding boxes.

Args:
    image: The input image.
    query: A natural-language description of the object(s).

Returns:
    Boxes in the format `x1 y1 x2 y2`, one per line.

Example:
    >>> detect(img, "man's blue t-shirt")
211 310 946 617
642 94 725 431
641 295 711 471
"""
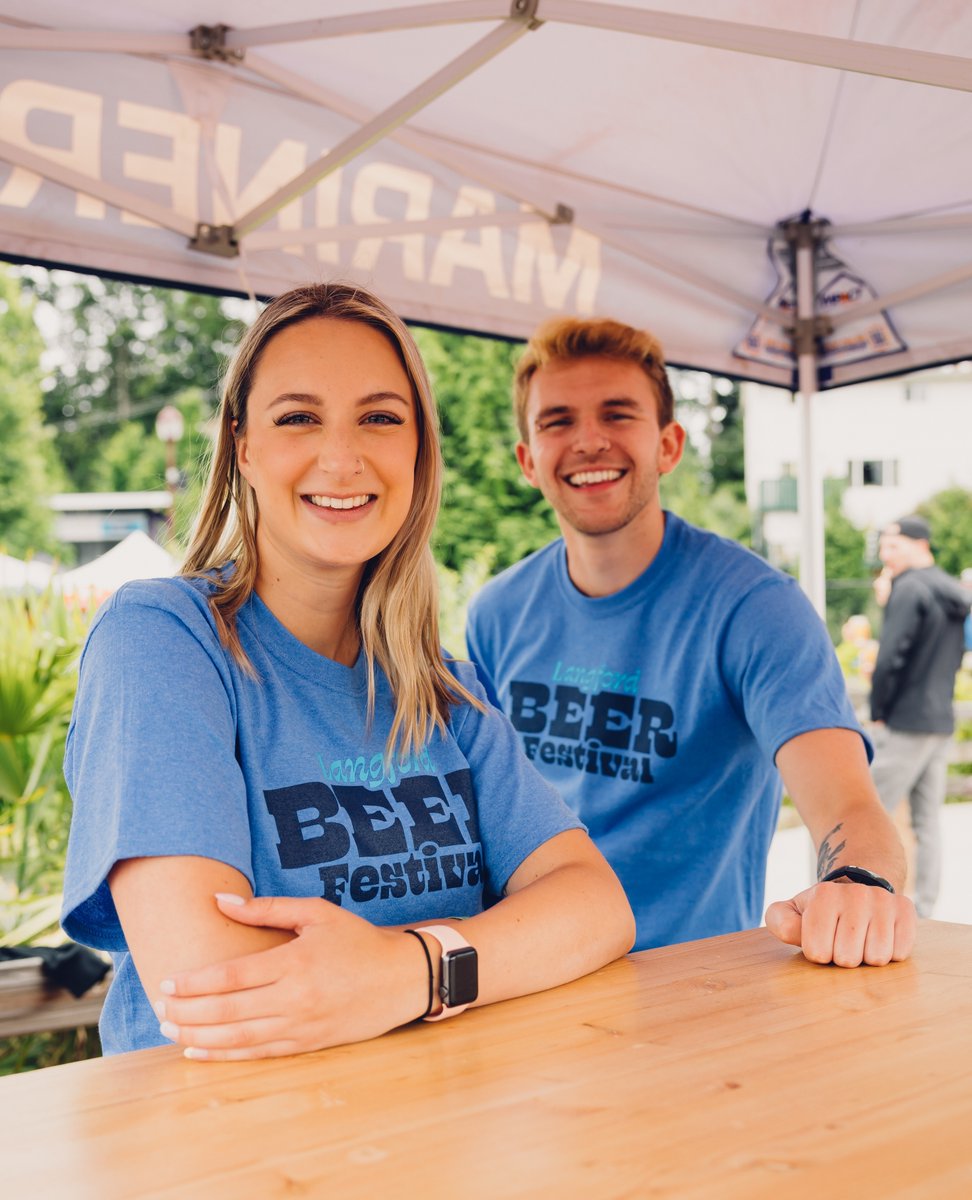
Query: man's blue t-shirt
466 513 866 952
62 576 581 1053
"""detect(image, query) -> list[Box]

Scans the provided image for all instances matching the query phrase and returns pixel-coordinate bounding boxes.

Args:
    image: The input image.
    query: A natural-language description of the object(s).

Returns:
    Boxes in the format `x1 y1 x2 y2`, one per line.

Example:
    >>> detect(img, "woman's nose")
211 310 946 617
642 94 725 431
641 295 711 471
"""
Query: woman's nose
316 431 363 478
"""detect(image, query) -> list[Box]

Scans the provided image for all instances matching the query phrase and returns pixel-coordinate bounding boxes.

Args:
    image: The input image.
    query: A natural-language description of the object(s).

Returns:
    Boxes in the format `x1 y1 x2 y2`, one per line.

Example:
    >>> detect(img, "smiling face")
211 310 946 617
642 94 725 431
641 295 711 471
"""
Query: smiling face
516 355 685 541
235 317 419 586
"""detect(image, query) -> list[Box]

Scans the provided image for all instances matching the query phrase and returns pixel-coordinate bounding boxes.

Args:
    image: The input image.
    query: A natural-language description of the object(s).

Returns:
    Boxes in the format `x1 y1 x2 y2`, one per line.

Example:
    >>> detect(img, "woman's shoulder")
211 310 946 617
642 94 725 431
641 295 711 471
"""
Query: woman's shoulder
89 573 223 644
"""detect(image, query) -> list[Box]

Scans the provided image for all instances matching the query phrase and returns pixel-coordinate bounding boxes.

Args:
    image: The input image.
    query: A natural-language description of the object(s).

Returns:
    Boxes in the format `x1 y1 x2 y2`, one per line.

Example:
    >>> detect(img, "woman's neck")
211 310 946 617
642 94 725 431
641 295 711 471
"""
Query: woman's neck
253 560 363 665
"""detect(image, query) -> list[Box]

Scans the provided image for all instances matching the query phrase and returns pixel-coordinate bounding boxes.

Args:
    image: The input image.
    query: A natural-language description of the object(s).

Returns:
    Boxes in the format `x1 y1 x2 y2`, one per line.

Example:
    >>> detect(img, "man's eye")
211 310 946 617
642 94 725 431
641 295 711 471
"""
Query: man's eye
538 417 570 431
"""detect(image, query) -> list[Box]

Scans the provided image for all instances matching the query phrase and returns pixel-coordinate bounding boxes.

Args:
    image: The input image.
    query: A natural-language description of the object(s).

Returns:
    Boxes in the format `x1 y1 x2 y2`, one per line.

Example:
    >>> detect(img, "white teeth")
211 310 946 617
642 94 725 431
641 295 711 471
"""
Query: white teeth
568 469 622 486
307 494 372 510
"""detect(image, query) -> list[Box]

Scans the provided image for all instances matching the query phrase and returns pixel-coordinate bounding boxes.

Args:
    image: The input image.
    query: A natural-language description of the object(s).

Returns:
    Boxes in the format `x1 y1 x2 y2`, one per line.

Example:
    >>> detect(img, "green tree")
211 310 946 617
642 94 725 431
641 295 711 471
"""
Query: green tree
0 268 62 557
24 270 245 493
823 487 871 640
918 487 972 577
414 328 559 573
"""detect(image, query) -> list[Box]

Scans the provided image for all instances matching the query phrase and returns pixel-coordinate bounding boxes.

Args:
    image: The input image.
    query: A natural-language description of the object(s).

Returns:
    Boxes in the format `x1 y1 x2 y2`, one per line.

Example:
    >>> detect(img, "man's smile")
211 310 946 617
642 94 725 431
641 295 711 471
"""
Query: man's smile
565 468 625 488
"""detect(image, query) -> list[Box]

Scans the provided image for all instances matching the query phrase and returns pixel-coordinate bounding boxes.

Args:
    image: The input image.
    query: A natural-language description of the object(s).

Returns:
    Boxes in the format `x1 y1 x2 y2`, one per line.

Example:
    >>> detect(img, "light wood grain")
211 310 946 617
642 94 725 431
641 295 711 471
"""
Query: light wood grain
1 921 969 1199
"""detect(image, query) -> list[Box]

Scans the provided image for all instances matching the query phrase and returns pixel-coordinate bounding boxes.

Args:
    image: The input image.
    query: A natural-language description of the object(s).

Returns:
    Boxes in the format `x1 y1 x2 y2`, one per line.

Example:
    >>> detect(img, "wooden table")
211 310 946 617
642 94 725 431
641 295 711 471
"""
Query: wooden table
1 921 970 1199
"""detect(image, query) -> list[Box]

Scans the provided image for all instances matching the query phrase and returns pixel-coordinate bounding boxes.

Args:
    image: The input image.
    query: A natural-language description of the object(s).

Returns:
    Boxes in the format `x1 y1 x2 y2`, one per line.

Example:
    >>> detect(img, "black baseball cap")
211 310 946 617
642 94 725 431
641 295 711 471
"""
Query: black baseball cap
884 515 931 542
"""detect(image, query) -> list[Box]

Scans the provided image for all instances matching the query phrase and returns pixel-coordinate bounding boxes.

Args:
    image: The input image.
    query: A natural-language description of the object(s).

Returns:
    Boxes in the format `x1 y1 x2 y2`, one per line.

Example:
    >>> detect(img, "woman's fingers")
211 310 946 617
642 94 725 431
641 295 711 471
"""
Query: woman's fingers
159 940 290 999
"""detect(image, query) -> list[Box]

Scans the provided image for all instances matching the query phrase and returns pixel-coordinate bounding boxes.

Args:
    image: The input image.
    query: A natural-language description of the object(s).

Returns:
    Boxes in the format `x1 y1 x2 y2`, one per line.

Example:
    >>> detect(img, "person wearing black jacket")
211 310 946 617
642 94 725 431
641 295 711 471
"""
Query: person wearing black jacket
870 515 971 917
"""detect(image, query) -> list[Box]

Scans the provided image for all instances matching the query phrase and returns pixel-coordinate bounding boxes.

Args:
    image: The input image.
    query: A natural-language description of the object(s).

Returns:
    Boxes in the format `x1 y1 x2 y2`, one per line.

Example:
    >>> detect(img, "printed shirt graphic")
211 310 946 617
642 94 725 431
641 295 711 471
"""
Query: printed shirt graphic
61 576 580 1053
467 513 866 952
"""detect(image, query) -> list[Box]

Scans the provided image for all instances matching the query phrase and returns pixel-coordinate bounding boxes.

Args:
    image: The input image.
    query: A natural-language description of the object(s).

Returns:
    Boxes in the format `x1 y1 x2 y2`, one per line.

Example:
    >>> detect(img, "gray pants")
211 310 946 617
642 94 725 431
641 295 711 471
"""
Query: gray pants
870 727 951 918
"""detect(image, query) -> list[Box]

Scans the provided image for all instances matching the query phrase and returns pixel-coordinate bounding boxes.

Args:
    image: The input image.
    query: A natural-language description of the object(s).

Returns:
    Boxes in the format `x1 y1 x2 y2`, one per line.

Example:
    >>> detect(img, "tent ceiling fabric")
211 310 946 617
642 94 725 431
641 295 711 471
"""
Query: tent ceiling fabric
1 0 972 388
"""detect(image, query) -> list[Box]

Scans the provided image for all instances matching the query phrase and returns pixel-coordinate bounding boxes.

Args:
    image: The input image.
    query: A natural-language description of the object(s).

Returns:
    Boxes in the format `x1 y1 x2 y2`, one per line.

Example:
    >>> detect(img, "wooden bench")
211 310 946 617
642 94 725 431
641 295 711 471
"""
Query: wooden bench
0 957 110 1039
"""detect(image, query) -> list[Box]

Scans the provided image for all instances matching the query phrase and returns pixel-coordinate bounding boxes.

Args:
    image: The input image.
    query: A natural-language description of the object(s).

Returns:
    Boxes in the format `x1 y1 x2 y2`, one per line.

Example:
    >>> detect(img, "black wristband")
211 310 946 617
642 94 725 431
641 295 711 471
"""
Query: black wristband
821 865 895 893
404 929 435 1019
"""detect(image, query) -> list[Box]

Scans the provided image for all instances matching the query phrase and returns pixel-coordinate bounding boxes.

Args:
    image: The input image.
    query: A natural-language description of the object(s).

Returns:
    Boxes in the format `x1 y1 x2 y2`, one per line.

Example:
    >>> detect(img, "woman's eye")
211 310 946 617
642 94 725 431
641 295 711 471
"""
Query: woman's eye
274 411 316 426
362 412 404 426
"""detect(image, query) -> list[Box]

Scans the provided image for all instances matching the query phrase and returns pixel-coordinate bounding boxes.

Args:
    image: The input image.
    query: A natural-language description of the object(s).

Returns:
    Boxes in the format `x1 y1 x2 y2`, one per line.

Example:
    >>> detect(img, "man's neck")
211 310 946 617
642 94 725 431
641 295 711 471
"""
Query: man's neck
561 507 667 598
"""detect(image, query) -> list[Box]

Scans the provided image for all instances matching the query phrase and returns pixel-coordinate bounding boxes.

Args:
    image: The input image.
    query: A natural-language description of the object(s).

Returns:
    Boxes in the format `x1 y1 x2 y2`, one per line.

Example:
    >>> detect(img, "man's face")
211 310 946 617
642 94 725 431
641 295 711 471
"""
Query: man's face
878 529 924 576
516 355 684 538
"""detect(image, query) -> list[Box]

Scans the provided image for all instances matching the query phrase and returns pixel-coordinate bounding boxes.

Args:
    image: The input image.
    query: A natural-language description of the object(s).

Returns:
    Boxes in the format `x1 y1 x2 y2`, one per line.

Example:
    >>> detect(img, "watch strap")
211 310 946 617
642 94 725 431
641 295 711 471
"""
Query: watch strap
418 925 474 1022
821 865 895 893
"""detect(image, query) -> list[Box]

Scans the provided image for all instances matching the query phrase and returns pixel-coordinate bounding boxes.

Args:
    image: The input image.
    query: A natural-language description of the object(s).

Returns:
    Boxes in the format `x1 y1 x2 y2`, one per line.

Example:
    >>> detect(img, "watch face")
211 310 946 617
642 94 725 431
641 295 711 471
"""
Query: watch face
443 946 479 1008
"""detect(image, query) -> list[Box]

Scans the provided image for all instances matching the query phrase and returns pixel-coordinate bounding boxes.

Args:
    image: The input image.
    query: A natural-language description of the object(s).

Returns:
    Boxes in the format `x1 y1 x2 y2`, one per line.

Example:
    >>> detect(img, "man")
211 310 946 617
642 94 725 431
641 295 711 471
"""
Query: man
870 516 970 917
467 316 916 966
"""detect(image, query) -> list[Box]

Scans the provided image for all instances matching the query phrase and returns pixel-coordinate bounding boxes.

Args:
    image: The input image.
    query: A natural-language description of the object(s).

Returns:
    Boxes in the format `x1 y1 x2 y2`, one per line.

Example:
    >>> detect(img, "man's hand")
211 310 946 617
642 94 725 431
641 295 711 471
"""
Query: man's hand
152 894 428 1060
765 881 917 967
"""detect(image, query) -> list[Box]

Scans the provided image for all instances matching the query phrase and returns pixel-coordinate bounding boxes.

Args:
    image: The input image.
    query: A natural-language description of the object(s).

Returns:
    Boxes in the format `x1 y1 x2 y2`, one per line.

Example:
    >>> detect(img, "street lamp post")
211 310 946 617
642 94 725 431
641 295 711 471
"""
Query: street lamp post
155 405 185 538
154 405 185 490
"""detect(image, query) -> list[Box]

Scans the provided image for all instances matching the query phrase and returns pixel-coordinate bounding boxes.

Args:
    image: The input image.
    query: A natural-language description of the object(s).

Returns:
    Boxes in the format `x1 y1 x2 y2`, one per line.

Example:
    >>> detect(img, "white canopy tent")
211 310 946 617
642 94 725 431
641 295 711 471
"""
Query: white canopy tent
53 530 178 606
2 1 971 609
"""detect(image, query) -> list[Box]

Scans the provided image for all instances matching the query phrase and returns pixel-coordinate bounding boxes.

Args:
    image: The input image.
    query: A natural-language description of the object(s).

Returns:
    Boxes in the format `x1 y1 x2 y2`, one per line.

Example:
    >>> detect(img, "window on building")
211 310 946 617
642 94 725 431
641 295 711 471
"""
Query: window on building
847 459 899 487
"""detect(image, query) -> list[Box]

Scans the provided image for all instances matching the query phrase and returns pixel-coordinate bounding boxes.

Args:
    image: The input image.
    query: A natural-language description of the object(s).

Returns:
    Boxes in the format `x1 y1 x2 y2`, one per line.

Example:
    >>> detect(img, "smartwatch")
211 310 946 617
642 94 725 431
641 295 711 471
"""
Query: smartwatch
419 925 479 1022
821 865 895 893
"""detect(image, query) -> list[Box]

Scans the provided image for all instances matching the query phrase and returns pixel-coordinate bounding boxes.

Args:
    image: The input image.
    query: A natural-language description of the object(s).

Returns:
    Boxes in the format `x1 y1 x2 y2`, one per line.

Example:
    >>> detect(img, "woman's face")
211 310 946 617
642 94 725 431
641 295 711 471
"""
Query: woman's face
236 317 420 579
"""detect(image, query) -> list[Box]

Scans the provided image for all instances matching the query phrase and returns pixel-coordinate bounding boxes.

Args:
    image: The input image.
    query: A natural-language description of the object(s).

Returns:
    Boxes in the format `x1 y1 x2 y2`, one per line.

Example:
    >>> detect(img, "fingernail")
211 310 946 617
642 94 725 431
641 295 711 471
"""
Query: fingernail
184 1047 209 1061
152 999 166 1020
214 892 246 906
159 979 175 995
159 1021 179 1040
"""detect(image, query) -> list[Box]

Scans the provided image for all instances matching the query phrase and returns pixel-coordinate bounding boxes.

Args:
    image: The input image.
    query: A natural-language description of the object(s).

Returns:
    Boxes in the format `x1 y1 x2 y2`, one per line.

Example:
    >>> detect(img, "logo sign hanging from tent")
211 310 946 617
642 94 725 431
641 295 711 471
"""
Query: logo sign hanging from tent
734 233 906 376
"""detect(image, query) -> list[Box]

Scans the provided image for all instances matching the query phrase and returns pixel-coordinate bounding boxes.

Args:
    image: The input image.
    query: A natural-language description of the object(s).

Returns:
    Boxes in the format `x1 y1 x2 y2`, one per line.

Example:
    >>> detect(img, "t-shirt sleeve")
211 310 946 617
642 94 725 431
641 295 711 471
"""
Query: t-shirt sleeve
61 591 253 952
718 576 872 763
447 661 584 898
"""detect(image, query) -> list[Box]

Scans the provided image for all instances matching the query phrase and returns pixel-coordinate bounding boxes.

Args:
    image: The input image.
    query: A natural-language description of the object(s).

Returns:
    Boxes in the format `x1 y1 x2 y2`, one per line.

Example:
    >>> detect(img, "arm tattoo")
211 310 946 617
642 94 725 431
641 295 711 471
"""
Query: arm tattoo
816 823 847 880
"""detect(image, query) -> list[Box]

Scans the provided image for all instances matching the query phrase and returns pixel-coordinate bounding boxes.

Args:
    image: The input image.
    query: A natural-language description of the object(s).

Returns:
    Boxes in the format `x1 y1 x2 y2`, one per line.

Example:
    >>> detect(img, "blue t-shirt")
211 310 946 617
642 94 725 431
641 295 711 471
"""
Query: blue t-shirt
62 575 581 1054
466 513 867 952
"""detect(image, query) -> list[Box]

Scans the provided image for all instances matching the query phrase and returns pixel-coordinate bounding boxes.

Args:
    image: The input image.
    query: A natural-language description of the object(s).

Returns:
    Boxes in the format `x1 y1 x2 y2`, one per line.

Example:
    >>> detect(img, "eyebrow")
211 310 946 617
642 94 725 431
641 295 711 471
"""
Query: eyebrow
534 396 641 422
267 391 411 410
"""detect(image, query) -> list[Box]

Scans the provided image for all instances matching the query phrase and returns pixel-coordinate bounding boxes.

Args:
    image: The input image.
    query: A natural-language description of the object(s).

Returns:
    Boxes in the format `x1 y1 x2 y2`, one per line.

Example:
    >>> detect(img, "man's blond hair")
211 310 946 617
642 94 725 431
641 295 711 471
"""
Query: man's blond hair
513 316 675 440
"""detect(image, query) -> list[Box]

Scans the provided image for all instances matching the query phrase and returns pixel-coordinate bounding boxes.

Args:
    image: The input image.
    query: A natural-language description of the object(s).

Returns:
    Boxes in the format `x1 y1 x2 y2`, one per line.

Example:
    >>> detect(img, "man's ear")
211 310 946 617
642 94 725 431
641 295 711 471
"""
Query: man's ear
515 441 539 488
658 421 687 476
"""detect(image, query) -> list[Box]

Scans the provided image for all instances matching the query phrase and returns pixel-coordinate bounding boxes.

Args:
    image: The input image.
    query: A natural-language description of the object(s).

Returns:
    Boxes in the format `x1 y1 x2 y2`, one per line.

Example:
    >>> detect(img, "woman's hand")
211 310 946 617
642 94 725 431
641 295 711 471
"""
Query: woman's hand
153 894 429 1060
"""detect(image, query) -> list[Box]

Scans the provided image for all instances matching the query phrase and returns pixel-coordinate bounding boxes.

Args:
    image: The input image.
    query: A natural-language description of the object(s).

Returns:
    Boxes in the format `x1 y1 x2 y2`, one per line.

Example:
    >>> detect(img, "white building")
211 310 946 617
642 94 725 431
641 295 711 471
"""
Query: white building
742 362 972 568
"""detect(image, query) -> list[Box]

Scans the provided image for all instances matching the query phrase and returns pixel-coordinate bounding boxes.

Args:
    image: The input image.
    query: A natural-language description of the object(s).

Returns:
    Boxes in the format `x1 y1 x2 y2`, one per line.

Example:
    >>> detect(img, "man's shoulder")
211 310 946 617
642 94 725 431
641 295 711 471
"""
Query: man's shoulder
667 514 787 588
469 540 563 616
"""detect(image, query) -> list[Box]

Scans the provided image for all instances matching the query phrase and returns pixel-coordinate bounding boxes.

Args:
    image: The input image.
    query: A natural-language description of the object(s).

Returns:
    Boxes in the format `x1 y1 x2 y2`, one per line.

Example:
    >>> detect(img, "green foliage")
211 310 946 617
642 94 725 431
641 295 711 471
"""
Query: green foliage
0 267 62 557
917 487 972 578
0 1025 101 1076
823 487 872 641
24 269 245 493
415 327 561 573
0 591 86 936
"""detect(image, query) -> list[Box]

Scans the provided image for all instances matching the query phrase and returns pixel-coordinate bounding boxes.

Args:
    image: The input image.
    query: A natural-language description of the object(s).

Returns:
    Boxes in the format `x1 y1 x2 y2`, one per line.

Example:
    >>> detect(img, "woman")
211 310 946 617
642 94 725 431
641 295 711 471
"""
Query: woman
62 283 634 1059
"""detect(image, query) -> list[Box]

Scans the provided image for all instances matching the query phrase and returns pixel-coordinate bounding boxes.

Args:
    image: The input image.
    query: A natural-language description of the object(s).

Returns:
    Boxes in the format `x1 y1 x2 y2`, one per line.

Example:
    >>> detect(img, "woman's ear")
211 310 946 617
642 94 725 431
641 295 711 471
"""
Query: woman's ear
233 420 252 484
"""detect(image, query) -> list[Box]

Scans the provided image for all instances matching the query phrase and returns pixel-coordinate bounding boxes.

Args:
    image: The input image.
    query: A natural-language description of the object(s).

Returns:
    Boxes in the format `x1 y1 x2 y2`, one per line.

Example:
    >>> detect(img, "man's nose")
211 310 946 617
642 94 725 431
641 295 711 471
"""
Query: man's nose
571 416 610 454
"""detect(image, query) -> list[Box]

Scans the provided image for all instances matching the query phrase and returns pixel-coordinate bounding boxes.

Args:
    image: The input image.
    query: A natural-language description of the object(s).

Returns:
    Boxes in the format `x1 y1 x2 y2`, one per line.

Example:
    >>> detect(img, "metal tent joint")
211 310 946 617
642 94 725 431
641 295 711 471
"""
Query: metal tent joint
510 0 544 31
551 202 574 224
190 25 244 64
189 223 240 258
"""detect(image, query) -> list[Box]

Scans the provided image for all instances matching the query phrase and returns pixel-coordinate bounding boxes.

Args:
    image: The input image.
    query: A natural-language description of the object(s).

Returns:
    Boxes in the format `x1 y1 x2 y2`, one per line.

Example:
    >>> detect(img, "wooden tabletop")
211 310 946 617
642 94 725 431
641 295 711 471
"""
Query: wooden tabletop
1 921 970 1199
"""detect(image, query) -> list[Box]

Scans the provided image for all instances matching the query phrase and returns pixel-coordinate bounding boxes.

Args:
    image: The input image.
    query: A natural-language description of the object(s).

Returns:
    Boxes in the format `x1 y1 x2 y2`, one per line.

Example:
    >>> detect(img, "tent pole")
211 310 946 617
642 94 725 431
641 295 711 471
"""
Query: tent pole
787 217 827 618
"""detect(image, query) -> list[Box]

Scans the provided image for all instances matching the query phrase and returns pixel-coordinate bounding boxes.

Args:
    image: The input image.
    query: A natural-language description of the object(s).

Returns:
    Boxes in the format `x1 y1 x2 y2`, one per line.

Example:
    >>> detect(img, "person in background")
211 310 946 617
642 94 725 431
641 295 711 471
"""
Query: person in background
61 284 634 1060
870 516 971 918
467 315 916 965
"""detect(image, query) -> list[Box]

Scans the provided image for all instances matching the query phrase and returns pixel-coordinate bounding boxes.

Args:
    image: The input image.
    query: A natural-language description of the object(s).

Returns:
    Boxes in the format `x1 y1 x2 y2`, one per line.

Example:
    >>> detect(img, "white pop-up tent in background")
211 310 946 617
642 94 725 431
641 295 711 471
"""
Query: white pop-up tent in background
52 531 178 608
1 1 971 610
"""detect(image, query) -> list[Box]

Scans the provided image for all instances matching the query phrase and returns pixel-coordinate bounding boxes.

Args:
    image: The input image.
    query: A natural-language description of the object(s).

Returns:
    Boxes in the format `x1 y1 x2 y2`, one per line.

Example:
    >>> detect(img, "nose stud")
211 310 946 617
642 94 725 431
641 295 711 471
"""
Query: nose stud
354 458 364 475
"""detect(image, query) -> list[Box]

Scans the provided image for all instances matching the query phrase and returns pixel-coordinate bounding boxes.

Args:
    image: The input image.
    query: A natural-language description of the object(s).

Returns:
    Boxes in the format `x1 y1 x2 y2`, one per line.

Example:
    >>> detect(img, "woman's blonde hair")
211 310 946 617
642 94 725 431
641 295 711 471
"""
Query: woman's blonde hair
182 282 481 758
